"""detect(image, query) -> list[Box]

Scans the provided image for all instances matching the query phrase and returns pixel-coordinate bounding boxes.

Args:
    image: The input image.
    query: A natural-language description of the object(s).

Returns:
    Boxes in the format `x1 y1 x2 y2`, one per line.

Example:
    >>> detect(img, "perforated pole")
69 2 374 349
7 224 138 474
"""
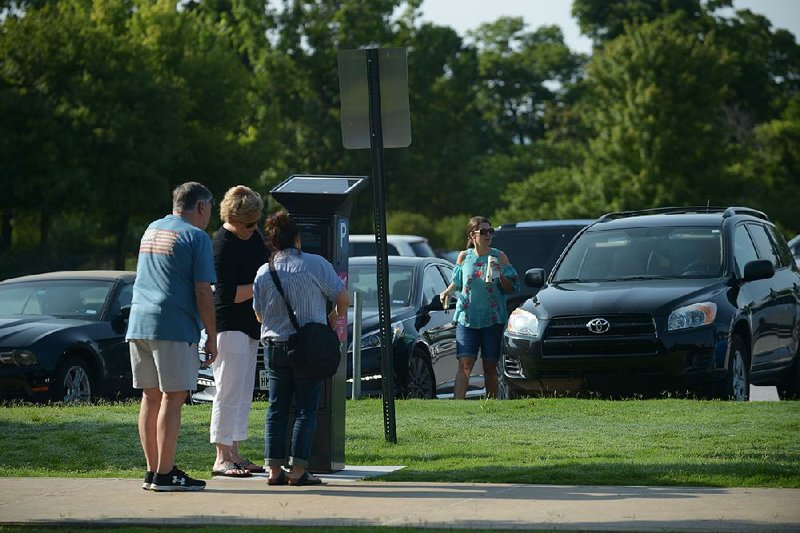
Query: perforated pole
367 48 396 443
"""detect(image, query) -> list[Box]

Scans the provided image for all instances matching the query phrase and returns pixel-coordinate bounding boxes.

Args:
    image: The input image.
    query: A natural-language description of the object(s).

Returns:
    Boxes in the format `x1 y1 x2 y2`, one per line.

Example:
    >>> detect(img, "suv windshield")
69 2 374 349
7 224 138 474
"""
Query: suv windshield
552 226 723 282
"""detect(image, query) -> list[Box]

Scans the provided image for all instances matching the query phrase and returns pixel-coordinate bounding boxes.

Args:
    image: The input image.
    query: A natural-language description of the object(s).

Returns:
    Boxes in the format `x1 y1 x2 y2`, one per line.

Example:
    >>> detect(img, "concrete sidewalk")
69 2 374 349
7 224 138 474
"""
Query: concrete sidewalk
1 472 799 531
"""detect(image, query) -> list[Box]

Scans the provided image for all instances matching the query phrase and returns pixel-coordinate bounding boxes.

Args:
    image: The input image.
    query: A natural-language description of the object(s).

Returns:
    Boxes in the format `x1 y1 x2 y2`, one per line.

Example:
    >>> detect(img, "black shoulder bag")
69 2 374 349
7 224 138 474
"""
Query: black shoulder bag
269 262 341 381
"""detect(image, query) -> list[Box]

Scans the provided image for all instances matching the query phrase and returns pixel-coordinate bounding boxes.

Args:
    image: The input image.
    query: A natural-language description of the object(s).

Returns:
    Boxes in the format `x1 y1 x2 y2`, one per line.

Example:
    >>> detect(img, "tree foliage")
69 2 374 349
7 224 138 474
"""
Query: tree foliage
584 14 737 210
0 0 798 276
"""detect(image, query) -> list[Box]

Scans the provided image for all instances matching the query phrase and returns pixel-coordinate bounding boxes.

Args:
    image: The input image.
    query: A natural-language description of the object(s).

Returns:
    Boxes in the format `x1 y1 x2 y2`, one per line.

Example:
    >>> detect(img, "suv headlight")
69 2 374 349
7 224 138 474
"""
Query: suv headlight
507 308 539 337
668 302 717 331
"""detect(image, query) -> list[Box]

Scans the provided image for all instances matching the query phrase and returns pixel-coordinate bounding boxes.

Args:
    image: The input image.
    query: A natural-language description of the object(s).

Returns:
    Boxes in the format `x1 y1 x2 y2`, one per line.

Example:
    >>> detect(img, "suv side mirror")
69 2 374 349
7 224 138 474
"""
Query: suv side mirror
743 259 775 282
524 268 546 288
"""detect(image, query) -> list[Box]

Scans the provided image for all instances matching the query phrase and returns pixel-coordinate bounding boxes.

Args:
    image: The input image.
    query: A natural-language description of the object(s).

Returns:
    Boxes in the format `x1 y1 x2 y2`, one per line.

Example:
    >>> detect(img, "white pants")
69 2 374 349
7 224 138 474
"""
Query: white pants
209 331 258 445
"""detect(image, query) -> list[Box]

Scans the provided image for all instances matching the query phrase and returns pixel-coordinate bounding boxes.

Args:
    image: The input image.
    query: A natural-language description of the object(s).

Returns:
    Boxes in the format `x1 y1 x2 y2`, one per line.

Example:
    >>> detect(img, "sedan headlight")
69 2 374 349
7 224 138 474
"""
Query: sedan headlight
507 308 539 337
668 302 717 331
349 321 405 351
359 331 382 350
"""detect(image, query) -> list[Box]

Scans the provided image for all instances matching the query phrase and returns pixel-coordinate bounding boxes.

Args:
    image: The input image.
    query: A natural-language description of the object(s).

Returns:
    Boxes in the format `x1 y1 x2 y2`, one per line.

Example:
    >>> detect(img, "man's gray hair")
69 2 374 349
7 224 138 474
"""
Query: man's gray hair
173 182 213 212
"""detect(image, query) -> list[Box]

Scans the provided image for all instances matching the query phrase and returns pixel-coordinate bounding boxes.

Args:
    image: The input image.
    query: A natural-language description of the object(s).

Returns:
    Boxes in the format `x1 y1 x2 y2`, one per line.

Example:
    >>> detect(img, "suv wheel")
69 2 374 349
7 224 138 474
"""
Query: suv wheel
777 354 800 400
497 359 523 399
721 336 750 401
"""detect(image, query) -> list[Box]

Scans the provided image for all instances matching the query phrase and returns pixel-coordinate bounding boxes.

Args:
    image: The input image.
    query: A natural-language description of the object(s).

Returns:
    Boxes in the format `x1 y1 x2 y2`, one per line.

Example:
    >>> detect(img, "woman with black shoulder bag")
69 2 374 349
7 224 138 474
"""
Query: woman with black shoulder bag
252 210 349 486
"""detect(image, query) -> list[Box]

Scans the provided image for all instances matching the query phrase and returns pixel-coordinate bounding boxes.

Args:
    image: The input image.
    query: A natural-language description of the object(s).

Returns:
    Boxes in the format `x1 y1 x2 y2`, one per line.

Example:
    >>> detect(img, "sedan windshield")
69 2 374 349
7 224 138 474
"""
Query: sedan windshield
0 279 114 319
348 265 414 308
552 226 723 282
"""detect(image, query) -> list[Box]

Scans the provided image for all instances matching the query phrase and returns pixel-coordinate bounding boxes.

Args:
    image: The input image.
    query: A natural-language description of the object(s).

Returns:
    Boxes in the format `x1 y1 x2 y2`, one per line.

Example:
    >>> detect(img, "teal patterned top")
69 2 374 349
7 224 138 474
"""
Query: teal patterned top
451 247 520 328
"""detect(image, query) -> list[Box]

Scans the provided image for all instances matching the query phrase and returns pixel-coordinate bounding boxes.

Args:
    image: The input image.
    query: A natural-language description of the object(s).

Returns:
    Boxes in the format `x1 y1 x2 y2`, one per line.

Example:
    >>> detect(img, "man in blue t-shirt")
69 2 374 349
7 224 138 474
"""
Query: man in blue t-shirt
127 181 217 492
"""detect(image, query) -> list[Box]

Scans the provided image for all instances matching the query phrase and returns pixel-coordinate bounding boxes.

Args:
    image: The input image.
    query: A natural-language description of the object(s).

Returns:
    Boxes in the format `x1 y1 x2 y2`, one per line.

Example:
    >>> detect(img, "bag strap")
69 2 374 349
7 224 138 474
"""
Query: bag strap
269 261 301 333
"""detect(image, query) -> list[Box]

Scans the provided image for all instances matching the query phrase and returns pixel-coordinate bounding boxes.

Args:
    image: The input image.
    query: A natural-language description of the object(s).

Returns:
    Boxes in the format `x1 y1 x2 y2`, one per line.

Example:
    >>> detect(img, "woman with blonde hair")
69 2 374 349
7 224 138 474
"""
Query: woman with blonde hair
209 185 269 477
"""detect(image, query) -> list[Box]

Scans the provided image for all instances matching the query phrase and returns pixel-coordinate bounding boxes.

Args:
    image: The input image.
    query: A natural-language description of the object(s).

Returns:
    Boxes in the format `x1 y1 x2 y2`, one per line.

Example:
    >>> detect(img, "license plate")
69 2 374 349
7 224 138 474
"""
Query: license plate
259 369 269 390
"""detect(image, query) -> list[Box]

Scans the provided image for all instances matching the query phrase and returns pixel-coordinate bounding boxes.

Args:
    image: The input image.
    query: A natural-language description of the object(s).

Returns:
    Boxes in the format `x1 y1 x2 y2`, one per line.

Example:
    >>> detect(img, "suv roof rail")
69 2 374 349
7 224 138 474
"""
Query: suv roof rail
595 206 767 224
497 219 593 229
721 206 769 220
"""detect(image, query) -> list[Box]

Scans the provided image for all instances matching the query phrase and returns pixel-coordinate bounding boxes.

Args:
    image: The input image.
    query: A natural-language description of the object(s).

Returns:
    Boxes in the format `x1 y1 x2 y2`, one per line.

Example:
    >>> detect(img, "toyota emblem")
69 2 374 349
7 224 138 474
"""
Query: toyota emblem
586 318 611 334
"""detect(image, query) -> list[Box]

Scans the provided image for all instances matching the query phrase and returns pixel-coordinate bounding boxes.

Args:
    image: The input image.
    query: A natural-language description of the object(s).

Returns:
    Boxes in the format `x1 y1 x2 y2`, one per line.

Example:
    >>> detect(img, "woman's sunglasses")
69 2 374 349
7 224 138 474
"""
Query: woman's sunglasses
474 228 495 236
244 221 258 229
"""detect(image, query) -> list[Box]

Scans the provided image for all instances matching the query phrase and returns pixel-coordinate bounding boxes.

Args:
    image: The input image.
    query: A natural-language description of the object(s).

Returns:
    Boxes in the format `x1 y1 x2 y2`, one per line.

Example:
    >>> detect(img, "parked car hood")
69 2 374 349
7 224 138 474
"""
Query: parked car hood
0 316 89 347
526 279 727 318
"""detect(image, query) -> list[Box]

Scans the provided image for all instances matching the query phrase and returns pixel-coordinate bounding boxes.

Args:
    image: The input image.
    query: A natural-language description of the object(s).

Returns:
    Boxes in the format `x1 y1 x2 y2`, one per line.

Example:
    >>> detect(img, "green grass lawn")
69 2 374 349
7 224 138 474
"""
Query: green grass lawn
1 398 798 488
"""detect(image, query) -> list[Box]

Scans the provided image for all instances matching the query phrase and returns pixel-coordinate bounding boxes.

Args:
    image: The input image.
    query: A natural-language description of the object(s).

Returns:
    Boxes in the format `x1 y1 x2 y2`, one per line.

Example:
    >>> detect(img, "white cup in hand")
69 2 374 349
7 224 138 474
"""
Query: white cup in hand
484 256 499 283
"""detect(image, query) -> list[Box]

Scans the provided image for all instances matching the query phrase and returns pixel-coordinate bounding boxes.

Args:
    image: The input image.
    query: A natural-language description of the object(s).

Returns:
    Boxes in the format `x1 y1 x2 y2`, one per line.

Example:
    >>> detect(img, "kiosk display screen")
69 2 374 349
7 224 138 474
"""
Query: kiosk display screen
299 224 328 257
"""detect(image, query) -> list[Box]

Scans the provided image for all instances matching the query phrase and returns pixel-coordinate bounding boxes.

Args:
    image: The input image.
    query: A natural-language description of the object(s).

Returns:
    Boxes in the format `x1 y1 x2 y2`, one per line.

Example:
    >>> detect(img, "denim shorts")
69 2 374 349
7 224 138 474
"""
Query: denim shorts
455 323 504 362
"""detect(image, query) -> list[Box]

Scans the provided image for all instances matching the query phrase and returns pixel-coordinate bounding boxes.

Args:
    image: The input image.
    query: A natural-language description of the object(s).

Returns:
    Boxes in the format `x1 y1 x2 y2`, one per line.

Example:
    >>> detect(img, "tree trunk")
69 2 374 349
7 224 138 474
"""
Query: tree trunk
40 210 49 249
0 210 11 254
114 211 130 270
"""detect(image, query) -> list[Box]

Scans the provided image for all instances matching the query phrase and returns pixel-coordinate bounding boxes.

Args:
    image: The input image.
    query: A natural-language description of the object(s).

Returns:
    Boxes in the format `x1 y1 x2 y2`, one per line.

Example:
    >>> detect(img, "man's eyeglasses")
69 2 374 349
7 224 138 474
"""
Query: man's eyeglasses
474 228 495 236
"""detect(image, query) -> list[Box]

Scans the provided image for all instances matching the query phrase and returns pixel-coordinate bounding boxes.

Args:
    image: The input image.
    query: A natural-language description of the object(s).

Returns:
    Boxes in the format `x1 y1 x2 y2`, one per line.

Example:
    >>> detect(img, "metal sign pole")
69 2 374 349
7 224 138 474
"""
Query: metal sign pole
352 290 362 400
366 48 397 443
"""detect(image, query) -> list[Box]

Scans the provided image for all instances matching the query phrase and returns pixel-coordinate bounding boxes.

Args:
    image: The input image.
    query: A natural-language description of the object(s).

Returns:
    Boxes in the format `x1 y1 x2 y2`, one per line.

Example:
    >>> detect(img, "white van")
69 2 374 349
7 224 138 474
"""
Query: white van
349 234 435 258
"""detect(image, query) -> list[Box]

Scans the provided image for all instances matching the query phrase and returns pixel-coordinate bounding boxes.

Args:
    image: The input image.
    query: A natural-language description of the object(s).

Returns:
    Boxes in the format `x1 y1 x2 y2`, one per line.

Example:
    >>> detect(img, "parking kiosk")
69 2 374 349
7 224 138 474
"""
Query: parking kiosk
270 174 367 472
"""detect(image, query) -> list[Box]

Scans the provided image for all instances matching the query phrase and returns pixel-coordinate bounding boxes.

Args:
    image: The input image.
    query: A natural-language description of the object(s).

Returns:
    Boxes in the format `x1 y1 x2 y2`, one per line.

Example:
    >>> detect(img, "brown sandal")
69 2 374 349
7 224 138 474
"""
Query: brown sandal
212 460 252 477
236 458 266 473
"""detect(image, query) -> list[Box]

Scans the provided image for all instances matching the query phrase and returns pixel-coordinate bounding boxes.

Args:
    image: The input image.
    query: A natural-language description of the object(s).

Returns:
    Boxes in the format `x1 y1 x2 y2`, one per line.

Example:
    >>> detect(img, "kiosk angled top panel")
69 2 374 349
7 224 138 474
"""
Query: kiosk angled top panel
271 175 368 216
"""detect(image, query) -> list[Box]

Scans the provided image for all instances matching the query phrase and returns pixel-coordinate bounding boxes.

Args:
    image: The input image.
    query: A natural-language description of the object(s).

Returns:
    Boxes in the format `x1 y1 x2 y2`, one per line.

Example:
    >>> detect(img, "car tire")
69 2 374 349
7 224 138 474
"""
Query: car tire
497 360 523 399
53 354 95 404
497 377 522 399
777 354 800 400
405 351 435 399
719 336 750 401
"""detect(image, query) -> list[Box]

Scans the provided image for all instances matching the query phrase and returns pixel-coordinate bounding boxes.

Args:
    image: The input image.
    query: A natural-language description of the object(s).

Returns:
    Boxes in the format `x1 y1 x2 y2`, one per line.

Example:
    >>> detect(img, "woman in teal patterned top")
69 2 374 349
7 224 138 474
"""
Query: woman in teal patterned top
439 216 520 399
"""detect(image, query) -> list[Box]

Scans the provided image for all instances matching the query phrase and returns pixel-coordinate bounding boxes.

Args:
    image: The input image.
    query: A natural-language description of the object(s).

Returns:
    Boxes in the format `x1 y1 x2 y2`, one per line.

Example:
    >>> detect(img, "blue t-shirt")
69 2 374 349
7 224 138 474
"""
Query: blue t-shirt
126 214 216 343
451 247 520 328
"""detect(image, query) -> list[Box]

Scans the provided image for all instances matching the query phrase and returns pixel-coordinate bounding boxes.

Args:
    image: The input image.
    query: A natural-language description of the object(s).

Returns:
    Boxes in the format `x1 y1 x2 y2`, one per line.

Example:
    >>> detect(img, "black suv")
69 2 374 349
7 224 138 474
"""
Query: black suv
500 207 800 400
492 219 592 312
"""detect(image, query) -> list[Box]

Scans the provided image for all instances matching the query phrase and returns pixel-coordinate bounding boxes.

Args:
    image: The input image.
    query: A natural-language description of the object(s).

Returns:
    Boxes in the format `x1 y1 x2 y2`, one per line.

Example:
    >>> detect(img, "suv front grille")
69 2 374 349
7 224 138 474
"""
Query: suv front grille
542 314 658 358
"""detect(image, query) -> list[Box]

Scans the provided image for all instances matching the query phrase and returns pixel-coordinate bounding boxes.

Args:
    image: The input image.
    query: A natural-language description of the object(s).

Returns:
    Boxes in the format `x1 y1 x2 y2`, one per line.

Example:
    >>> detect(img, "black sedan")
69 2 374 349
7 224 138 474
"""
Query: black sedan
348 256 466 398
0 271 135 403
194 256 483 400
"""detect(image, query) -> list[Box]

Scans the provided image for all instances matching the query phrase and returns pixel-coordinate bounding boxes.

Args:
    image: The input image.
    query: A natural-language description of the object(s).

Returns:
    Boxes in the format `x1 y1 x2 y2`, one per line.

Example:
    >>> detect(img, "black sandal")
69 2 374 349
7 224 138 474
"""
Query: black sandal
267 470 288 486
289 471 323 486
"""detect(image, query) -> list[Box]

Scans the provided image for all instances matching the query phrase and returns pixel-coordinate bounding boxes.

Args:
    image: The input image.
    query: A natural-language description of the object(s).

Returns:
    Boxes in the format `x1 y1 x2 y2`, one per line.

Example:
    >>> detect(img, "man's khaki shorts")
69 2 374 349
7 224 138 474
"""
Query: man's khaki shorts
129 339 200 392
